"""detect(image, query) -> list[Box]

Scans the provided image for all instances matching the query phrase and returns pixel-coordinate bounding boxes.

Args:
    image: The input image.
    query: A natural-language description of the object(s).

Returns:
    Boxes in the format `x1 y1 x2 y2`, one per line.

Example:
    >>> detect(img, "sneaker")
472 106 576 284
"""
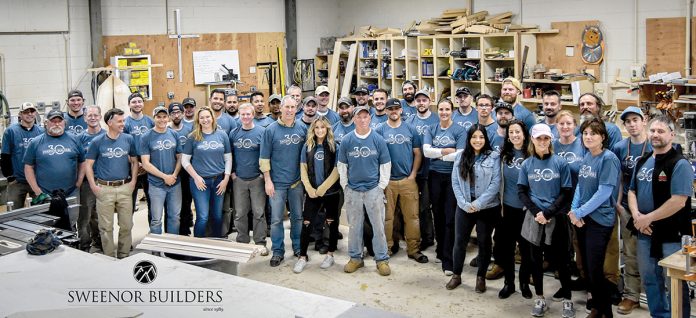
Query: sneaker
444 270 454 276
320 255 335 269
293 258 307 273
531 297 549 317
561 299 575 318
376 261 391 276
552 288 569 302
344 259 365 273
258 245 269 256
269 255 284 267
434 258 442 264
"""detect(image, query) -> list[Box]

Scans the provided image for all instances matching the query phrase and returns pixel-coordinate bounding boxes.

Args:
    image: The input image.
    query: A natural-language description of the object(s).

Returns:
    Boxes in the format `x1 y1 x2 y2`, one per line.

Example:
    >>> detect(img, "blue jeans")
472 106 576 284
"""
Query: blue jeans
636 233 691 318
269 183 304 256
148 183 181 235
190 175 224 238
345 186 389 262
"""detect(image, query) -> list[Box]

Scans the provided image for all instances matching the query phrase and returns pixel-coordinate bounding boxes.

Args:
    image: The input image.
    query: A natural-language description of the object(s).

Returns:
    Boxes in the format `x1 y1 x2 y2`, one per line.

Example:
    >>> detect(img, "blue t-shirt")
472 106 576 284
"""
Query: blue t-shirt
483 122 499 143
171 124 193 149
332 121 355 146
300 143 328 185
631 157 693 213
338 130 391 191
423 123 467 173
86 133 137 181
375 122 422 180
259 121 307 189
1 123 43 182
400 100 417 120
229 125 264 180
316 109 340 125
216 113 238 135
183 130 231 178
502 148 525 208
514 104 537 132
23 133 85 194
370 113 388 129
406 112 438 177
490 130 505 153
576 149 620 227
253 116 275 128
518 154 572 211
611 138 652 207
78 129 106 154
140 128 182 188
64 113 87 135
548 124 559 140
124 115 154 153
452 108 478 131
554 138 585 187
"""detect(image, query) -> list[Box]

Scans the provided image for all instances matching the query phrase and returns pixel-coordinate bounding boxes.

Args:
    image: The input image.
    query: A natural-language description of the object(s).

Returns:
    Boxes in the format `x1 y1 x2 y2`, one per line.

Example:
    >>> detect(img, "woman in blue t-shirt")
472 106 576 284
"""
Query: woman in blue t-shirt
448 124 501 293
182 107 232 238
568 117 621 318
518 124 574 317
495 119 532 299
294 117 341 273
423 98 467 275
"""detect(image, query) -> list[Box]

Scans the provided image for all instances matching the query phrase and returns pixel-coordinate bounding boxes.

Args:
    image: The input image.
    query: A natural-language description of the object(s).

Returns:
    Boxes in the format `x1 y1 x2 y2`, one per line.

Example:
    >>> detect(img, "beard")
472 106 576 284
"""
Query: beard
501 94 516 104
48 126 64 136
404 93 414 103
579 113 595 125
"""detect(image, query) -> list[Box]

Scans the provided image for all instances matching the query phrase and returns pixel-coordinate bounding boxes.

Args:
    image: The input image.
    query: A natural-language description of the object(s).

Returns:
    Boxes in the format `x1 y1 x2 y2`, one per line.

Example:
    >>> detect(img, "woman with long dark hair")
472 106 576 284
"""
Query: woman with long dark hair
447 124 501 293
518 123 573 317
568 117 621 318
495 119 532 299
294 116 341 273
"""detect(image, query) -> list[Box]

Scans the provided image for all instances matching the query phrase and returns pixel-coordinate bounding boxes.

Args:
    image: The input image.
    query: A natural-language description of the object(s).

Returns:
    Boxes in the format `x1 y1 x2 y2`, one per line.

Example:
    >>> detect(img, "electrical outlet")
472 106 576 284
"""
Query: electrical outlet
166 71 175 79
167 92 175 99
36 102 46 110
52 101 60 109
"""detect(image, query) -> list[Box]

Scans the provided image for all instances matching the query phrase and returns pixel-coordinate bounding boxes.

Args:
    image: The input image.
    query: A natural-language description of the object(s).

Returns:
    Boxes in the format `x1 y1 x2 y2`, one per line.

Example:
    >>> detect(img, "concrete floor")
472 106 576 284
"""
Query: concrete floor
126 199 660 318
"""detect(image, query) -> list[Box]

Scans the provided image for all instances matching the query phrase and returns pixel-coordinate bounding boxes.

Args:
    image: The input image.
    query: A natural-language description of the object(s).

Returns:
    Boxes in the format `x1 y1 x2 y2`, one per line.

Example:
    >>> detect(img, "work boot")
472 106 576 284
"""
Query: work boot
446 274 462 290
344 259 364 273
485 263 504 280
376 260 391 276
617 298 639 315
475 276 486 293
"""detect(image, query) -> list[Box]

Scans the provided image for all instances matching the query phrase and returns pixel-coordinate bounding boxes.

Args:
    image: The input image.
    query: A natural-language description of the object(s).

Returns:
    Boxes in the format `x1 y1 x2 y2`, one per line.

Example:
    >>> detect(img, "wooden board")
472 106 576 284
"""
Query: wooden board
341 43 358 99
102 32 284 115
326 41 343 110
645 17 696 75
535 21 601 79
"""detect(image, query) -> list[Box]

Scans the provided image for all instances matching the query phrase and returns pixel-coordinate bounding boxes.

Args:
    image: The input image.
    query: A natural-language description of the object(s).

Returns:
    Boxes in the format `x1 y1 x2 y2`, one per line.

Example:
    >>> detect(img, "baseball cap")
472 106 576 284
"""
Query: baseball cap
337 97 353 108
502 77 522 92
20 102 37 112
455 87 471 97
182 97 196 107
414 89 430 99
315 85 330 96
385 98 401 109
353 105 370 115
269 94 282 103
68 90 83 99
46 109 64 120
353 86 369 95
531 124 553 139
494 101 514 113
168 102 183 113
302 96 317 106
620 106 644 121
153 106 168 116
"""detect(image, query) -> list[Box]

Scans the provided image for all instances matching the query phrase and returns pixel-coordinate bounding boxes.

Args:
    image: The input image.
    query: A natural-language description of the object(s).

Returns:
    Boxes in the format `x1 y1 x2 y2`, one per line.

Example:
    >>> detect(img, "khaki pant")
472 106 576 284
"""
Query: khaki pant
6 180 34 209
619 207 641 301
96 183 133 259
385 178 421 255
604 219 620 285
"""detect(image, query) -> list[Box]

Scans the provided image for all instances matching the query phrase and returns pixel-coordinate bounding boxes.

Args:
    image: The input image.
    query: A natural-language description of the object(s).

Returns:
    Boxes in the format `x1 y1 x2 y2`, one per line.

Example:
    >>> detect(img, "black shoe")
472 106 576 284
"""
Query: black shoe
318 245 329 255
570 277 586 291
314 240 323 251
520 283 533 299
469 255 478 267
293 250 301 258
390 244 400 256
270 255 284 267
609 283 621 306
552 287 570 302
498 283 516 299
337 231 343 240
408 252 429 263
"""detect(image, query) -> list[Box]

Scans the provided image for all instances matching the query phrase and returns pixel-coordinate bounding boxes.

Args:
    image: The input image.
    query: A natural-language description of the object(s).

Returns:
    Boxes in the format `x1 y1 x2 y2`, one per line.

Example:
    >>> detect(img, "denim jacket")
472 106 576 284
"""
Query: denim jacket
451 150 501 211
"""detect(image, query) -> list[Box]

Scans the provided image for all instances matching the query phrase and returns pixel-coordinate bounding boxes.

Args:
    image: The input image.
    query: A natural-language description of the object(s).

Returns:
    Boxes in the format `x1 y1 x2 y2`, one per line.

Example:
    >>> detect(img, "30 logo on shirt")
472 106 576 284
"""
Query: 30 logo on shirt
385 134 410 145
415 125 428 136
578 165 597 179
457 121 473 130
433 135 454 147
198 141 223 150
624 155 638 169
279 134 302 145
507 157 523 169
528 168 559 182
314 150 324 161
69 125 85 134
42 144 72 156
234 138 258 149
348 146 377 158
153 139 175 151
103 147 128 159
558 151 580 164
130 126 149 136
178 135 188 146
19 137 35 149
636 167 653 182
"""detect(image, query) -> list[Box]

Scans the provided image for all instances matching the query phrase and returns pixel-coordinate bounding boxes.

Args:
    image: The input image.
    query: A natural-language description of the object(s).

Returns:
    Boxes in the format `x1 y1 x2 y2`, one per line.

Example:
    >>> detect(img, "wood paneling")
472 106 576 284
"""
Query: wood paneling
103 32 284 115
645 17 696 76
535 21 601 78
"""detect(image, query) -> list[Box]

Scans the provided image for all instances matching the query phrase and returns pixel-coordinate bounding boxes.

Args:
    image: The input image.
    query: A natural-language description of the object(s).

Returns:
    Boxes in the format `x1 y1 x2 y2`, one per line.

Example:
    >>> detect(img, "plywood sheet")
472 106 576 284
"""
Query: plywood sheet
535 21 601 78
103 32 284 115
645 17 696 76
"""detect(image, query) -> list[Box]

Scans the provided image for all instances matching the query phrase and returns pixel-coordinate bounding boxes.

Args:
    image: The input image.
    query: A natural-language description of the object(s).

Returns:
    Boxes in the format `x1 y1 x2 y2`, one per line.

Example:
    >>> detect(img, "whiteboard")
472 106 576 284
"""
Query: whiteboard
192 50 240 85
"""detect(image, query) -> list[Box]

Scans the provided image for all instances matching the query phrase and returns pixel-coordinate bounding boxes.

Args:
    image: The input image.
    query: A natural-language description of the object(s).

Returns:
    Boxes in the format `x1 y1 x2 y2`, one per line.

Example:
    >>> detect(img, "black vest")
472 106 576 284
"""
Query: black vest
634 147 693 258
306 141 340 194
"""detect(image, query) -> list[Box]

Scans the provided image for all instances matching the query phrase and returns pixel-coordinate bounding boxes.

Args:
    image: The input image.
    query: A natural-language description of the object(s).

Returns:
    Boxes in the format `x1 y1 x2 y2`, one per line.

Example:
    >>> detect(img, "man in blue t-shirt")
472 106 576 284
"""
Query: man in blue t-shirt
251 91 274 128
476 94 498 141
452 87 478 131
169 102 194 236
315 85 340 125
260 96 308 266
577 93 622 148
332 97 356 145
628 116 692 318
76 105 105 251
85 108 138 259
370 88 389 128
611 106 650 313
1 102 43 208
123 92 154 216
64 90 87 135
500 77 537 131
491 102 515 152
541 90 562 139
24 110 85 229
376 98 427 264
400 80 418 120
182 97 196 125
140 106 182 235
338 105 392 276
298 96 318 126
225 91 239 118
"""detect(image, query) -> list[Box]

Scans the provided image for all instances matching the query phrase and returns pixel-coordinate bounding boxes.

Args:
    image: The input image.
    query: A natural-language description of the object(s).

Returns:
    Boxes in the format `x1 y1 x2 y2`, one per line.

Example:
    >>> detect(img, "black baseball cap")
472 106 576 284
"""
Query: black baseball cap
456 87 471 97
47 109 64 120
354 86 369 95
168 102 183 113
494 101 514 113
68 90 83 99
385 98 401 109
182 97 196 107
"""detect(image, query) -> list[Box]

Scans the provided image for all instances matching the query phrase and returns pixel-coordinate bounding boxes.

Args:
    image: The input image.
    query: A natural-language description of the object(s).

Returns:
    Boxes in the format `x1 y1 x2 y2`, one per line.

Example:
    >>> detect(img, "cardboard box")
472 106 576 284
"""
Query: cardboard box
117 60 128 67
466 49 481 58
616 99 638 111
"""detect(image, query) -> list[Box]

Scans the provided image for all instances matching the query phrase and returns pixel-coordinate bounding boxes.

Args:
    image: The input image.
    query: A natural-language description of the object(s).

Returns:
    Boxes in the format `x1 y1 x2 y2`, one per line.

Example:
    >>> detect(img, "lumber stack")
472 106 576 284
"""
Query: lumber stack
403 8 540 35
137 233 260 263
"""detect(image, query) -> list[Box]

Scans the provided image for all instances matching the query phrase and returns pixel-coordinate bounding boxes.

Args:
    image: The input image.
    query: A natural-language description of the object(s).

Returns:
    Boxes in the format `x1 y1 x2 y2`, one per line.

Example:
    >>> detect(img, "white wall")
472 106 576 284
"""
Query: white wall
0 0 92 112
297 0 340 59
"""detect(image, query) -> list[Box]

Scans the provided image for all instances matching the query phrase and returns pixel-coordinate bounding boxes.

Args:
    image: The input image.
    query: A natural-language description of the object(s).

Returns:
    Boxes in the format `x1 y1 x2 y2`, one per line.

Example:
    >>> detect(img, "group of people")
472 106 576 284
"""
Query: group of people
2 76 692 318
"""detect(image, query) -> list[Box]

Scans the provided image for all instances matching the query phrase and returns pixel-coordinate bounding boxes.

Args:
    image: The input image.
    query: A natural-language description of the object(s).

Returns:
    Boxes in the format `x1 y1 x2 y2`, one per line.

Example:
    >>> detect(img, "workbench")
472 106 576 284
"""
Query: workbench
658 250 695 318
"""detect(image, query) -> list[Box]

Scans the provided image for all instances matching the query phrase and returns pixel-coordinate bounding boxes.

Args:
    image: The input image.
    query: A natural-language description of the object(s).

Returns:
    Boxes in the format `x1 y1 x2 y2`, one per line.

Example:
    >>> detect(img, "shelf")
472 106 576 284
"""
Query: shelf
523 78 579 85
520 98 576 106
454 58 481 61
421 76 434 79
485 57 515 61
421 55 433 58
452 80 481 84
638 81 696 87
674 99 696 104
360 57 378 60
436 55 450 58
486 81 503 85
360 76 378 79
